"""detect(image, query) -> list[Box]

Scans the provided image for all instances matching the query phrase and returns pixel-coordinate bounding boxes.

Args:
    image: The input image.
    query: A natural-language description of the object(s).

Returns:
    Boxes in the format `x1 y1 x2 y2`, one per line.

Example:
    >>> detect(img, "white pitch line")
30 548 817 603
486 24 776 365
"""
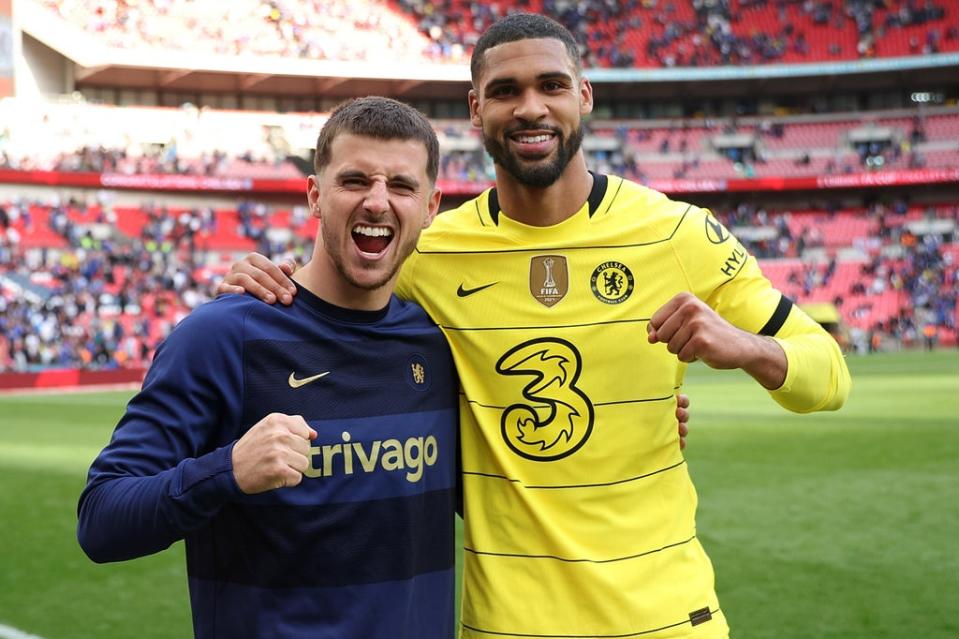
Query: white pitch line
0 624 45 639
0 382 141 397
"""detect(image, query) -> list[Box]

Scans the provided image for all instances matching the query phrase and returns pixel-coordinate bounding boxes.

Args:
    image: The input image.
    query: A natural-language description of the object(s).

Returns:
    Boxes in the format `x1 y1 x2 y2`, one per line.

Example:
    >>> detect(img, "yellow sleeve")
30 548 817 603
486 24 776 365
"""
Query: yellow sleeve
672 206 851 413
769 306 851 413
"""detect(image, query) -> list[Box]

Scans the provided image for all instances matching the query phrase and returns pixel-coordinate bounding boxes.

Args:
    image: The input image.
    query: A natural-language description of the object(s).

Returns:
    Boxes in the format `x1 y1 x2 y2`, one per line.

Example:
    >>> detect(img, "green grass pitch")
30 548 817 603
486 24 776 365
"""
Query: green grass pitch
1 350 956 638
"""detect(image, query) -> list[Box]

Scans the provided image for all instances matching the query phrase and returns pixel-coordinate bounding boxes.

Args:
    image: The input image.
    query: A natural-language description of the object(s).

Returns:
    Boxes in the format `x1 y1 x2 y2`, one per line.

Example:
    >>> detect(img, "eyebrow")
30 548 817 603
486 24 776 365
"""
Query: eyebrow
483 72 574 94
335 169 420 189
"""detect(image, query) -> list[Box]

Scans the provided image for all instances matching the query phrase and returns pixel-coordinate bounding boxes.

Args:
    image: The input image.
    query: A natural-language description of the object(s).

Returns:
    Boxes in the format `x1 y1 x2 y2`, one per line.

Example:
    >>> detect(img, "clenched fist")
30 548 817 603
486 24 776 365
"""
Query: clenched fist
648 292 787 390
232 413 317 494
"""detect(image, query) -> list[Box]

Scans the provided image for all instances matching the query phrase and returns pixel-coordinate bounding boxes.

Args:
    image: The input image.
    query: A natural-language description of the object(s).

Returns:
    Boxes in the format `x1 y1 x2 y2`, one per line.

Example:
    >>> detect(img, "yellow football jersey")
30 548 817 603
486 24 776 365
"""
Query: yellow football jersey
397 175 849 639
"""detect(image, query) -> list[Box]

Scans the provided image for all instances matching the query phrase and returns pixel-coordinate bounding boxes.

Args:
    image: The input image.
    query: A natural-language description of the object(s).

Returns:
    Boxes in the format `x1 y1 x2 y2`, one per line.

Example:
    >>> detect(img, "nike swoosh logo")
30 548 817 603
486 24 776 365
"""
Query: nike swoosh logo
288 371 330 389
457 282 498 297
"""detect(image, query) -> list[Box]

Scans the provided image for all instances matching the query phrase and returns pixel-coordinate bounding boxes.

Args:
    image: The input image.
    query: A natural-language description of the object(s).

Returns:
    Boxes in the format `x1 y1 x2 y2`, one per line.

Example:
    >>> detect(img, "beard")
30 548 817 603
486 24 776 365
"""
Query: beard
483 122 584 188
321 220 419 292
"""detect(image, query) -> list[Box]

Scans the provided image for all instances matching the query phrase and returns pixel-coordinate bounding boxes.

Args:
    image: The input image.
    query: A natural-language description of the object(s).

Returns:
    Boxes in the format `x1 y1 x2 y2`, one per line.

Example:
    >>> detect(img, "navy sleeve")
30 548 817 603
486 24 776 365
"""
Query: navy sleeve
77 298 249 563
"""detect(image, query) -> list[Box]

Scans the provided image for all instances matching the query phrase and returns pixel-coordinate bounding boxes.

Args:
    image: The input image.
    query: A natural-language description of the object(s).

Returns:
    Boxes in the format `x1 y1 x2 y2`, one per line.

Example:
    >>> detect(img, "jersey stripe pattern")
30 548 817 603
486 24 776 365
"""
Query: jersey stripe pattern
78 286 458 639
397 174 834 639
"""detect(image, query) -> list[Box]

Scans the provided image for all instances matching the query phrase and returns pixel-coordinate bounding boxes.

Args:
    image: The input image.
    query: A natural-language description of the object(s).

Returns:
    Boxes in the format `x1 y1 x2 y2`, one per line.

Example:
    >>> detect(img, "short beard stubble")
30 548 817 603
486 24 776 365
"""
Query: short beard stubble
483 123 585 188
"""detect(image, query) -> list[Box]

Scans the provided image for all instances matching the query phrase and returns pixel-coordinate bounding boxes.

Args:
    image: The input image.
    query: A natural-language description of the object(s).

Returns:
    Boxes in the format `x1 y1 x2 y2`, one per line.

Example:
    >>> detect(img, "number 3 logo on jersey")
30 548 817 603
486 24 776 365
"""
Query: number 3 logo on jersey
495 338 595 461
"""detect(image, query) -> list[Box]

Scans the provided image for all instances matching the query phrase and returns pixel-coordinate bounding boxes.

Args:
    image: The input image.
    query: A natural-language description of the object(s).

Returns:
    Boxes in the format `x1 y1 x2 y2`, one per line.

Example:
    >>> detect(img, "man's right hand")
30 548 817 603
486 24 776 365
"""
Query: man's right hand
232 413 317 494
217 252 298 305
676 393 690 450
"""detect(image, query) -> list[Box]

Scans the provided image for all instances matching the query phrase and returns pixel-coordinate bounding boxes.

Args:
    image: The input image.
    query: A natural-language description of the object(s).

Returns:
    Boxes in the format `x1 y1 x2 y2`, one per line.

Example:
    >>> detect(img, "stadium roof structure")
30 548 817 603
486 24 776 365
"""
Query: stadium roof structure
17 1 467 101
586 55 959 101
17 0 959 104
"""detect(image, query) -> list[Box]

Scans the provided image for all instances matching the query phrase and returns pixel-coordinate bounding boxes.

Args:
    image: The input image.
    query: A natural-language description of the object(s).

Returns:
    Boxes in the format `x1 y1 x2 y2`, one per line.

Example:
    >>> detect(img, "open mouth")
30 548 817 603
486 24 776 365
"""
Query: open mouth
511 133 554 144
352 224 394 255
508 130 557 156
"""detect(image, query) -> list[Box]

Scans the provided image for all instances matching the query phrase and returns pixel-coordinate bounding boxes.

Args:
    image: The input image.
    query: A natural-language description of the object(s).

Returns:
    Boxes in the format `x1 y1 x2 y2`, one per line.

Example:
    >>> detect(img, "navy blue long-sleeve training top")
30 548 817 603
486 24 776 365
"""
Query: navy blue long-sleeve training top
78 285 459 638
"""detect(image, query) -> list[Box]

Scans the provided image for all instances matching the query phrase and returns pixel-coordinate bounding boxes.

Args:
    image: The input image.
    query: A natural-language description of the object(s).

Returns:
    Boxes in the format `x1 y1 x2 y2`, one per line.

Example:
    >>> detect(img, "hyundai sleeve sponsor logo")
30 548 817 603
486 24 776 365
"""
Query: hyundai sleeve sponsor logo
704 216 730 244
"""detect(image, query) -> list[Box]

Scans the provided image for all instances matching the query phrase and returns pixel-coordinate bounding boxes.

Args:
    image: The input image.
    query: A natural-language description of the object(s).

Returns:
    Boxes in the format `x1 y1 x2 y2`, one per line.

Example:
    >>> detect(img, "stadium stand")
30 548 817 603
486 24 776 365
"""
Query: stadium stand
592 109 959 182
714 198 958 351
37 0 441 63
2 1 957 376
2 97 957 184
0 193 319 371
0 98 310 178
399 0 959 67
3 190 955 372
33 0 959 67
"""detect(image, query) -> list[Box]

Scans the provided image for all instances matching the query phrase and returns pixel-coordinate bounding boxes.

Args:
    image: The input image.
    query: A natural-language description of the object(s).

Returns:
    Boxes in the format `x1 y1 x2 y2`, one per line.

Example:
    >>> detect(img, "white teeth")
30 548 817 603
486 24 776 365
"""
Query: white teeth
353 225 393 237
515 134 552 143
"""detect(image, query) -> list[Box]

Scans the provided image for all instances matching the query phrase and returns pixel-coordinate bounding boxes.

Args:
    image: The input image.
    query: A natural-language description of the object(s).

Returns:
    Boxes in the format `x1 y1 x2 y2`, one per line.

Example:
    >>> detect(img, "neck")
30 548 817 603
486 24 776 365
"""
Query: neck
494 153 593 227
292 258 392 312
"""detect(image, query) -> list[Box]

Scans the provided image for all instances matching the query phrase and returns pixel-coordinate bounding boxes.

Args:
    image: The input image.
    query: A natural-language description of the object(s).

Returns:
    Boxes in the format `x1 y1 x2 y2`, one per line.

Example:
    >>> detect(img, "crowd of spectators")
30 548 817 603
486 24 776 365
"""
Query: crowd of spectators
0 191 324 372
615 110 956 182
0 196 208 372
3 191 954 372
880 222 957 349
4 2 954 373
0 133 489 184
38 0 958 68
854 117 932 170
700 196 958 356
392 0 959 67
236 199 315 259
41 0 436 63
402 0 958 68
714 202 798 258
438 149 496 183
3 97 953 186
681 0 951 66
0 143 287 178
50 146 229 177
852 231 957 352
0 273 153 372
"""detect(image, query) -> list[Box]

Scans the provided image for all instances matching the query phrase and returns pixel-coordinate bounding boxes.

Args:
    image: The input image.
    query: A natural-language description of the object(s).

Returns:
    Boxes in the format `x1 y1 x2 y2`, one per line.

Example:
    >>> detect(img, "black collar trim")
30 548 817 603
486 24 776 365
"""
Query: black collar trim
487 172 609 225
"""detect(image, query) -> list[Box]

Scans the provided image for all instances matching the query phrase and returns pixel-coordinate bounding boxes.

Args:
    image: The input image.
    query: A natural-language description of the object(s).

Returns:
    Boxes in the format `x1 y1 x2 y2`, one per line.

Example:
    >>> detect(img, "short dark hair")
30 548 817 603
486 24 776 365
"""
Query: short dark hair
314 96 439 184
470 13 582 86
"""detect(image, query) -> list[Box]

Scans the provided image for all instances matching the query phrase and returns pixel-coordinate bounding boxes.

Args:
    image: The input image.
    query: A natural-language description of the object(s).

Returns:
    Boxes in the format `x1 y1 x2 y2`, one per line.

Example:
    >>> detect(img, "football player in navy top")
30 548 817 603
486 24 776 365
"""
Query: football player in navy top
78 97 459 639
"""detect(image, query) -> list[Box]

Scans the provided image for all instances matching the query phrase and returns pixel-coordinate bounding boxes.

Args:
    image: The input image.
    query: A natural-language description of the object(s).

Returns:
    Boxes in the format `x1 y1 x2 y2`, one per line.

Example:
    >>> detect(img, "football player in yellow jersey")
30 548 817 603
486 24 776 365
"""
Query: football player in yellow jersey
220 13 850 639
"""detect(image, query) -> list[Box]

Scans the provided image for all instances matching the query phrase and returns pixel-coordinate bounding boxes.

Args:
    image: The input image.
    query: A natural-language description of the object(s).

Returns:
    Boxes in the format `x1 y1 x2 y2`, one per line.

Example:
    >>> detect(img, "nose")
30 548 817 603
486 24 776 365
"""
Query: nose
363 179 389 215
513 88 548 123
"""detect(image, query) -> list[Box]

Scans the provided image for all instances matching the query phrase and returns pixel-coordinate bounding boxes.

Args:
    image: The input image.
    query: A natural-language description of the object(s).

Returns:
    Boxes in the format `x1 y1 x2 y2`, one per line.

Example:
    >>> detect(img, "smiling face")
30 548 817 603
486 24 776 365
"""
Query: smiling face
469 37 593 189
306 132 440 308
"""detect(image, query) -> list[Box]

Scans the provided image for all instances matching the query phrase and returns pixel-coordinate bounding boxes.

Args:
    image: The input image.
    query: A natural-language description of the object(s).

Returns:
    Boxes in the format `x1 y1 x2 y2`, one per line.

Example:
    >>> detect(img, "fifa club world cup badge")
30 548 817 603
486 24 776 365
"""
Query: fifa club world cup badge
529 255 569 307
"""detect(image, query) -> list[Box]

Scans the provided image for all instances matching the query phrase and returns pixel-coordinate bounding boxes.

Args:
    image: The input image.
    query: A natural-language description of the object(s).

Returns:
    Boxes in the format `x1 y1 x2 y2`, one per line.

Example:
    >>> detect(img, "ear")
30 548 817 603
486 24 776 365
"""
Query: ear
306 175 321 218
468 88 482 129
423 187 442 229
579 76 594 117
